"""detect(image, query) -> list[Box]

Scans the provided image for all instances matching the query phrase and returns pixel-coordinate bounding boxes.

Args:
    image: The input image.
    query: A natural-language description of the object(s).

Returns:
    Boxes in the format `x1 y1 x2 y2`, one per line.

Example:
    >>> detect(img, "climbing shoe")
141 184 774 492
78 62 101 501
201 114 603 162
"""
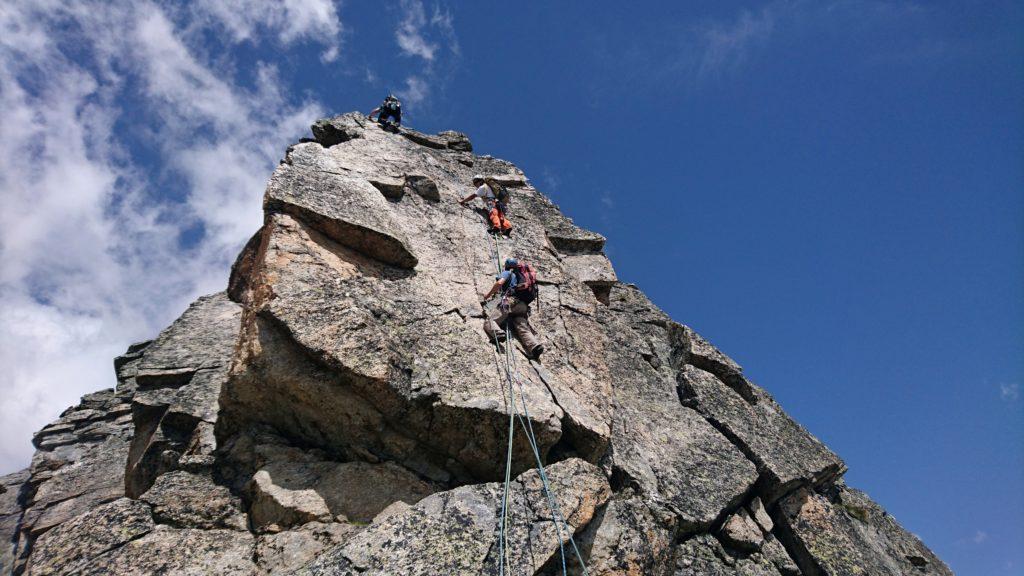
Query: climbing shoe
530 344 544 361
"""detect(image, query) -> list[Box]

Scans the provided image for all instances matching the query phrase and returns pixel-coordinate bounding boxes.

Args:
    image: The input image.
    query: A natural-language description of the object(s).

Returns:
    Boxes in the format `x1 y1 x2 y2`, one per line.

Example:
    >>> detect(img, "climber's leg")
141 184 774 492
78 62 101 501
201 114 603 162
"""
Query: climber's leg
508 302 543 359
497 209 512 232
483 302 510 343
488 207 504 233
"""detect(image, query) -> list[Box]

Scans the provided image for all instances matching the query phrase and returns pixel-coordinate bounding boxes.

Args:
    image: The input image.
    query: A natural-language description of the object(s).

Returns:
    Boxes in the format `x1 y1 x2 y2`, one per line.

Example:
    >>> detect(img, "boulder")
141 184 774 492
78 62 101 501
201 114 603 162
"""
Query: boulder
71 525 255 575
774 485 953 576
561 253 617 287
404 174 440 201
140 470 248 531
311 113 366 147
719 508 764 552
26 498 154 575
399 128 448 149
672 533 785 576
748 496 773 533
570 495 674 575
298 459 610 575
249 466 334 530
678 365 845 503
437 130 473 151
267 143 418 268
256 521 359 575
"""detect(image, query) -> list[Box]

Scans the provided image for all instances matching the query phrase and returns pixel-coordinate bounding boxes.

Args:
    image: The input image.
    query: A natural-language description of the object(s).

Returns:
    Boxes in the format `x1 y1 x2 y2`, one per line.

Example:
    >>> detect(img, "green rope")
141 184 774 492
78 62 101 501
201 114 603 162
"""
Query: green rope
477 209 587 574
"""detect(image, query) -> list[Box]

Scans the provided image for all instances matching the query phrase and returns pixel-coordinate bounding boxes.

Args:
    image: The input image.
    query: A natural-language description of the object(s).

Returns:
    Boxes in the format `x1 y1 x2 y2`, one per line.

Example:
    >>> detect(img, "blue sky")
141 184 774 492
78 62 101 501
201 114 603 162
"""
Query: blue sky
0 1 1020 573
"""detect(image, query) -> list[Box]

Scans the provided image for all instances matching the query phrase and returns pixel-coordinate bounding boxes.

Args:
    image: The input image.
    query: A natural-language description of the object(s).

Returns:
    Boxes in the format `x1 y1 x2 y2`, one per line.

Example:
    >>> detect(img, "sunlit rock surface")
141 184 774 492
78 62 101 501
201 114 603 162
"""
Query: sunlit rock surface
2 113 951 576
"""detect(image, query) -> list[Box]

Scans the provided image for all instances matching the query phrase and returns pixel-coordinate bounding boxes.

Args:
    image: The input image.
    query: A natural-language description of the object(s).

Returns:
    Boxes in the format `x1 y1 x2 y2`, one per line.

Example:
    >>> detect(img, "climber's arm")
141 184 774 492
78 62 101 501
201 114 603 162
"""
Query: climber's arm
483 278 506 301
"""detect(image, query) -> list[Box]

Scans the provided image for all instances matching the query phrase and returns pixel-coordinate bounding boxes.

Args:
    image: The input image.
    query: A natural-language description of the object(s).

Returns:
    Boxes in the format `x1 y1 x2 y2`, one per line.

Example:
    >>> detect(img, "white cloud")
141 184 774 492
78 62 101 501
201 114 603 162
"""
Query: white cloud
189 0 343 59
541 168 561 192
1000 383 1020 402
395 0 437 61
0 0 329 474
390 1 461 109
696 7 776 78
398 75 430 106
429 4 460 58
956 529 991 547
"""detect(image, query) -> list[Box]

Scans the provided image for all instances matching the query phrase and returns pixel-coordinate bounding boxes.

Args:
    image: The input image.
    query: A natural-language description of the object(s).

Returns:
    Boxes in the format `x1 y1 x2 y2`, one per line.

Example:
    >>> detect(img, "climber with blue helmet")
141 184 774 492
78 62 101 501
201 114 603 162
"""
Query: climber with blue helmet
481 258 543 360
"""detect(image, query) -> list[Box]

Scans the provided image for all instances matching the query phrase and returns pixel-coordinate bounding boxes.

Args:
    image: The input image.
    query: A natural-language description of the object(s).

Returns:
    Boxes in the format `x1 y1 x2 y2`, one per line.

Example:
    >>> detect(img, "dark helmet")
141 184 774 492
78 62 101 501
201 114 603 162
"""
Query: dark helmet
504 258 518 270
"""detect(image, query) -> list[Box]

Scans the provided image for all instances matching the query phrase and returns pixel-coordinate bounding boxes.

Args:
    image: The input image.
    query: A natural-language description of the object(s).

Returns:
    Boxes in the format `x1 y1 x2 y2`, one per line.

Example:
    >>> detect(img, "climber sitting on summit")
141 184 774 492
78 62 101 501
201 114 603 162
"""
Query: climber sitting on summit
369 94 402 131
482 258 544 360
459 175 512 236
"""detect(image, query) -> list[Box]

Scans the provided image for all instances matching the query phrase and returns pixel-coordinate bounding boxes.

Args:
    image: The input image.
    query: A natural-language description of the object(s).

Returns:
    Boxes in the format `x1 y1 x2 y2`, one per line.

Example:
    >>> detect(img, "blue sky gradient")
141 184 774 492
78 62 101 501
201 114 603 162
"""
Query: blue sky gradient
0 1 1020 574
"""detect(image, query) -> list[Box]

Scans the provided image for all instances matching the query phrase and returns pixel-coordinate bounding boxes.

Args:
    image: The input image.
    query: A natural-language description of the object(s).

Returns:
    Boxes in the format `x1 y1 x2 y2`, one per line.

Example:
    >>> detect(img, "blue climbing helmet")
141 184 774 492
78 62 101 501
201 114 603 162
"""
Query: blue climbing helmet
503 258 518 270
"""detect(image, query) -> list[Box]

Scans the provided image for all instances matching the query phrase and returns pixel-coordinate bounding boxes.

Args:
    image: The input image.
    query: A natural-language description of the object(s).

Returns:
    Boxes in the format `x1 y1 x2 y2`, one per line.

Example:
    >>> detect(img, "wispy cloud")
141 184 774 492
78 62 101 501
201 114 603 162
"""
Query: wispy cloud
541 168 561 192
395 0 437 61
587 0 965 101
0 0 329 474
957 529 989 546
398 75 430 106
188 0 344 61
392 0 460 110
1000 383 1020 402
696 7 776 78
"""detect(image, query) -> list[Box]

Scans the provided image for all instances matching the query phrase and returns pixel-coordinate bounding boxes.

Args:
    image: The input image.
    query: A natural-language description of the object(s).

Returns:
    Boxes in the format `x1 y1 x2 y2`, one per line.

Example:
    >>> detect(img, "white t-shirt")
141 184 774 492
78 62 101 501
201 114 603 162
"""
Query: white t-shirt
476 184 496 204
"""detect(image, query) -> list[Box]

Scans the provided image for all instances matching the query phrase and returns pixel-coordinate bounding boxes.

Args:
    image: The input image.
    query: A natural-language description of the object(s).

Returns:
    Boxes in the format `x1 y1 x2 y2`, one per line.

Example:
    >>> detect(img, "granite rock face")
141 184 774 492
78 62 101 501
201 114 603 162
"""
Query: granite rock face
774 484 952 576
2 113 951 575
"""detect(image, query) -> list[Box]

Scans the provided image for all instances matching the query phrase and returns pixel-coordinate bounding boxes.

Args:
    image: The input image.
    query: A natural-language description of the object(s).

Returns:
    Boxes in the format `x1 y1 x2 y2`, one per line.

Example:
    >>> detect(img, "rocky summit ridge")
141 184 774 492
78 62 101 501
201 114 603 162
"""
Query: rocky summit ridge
1 113 952 575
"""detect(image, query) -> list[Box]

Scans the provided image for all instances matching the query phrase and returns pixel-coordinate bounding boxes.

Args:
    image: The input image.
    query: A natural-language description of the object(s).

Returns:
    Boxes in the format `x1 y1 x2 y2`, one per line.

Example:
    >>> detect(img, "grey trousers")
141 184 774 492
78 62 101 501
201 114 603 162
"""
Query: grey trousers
483 298 541 352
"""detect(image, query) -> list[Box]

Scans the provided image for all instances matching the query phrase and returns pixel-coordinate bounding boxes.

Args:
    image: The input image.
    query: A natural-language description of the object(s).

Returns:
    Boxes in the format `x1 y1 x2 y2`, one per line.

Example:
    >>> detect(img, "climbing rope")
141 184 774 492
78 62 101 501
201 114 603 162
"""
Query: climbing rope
463 200 587 575
490 229 503 275
494 324 590 576
466 204 516 576
507 327 591 575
